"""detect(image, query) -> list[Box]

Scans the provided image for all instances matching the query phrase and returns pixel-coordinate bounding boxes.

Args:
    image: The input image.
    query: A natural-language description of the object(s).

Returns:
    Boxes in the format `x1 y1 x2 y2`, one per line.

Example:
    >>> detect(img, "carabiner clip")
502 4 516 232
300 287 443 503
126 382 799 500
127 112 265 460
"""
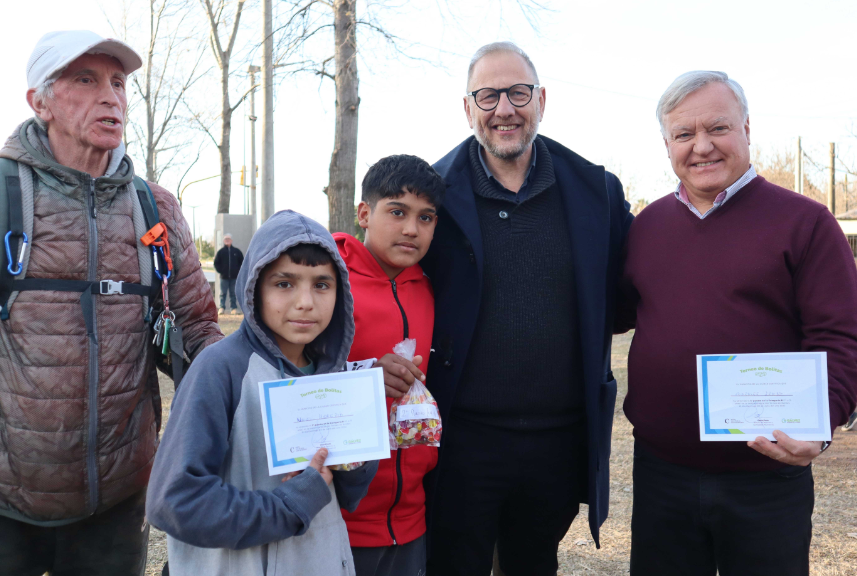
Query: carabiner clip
152 245 171 282
5 231 28 276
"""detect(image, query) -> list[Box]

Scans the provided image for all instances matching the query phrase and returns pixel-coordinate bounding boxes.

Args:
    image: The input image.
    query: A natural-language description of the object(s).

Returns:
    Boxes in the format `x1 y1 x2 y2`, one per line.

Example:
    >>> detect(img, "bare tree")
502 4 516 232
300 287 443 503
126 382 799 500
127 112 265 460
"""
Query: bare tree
275 0 549 233
751 146 822 202
198 0 250 214
605 163 649 215
109 0 209 185
326 0 359 233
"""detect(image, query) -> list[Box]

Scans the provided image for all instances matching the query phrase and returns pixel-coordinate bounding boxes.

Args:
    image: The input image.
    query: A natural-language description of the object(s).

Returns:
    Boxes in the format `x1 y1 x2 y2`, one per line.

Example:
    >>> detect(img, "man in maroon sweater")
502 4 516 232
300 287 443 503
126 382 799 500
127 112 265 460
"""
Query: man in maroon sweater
617 71 857 576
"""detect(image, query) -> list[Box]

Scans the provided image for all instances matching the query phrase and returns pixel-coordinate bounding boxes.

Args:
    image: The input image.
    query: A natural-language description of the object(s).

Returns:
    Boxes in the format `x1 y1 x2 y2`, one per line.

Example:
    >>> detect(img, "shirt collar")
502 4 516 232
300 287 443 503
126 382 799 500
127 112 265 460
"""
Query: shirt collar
674 165 757 219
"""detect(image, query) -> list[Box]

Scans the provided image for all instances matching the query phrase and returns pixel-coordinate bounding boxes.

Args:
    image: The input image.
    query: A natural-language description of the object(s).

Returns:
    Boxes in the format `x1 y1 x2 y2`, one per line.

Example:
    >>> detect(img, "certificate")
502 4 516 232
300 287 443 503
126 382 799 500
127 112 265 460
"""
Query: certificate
696 352 831 442
258 367 390 475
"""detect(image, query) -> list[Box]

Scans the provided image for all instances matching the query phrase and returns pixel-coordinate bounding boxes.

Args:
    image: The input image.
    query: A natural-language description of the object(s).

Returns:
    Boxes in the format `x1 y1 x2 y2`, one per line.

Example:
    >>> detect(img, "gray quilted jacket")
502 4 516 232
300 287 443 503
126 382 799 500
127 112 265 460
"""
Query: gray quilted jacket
0 119 222 526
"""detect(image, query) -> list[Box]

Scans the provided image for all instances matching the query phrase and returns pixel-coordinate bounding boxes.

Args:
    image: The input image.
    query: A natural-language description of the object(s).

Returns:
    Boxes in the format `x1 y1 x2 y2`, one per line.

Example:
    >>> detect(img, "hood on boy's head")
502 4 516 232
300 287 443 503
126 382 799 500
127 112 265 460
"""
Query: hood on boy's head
236 210 355 375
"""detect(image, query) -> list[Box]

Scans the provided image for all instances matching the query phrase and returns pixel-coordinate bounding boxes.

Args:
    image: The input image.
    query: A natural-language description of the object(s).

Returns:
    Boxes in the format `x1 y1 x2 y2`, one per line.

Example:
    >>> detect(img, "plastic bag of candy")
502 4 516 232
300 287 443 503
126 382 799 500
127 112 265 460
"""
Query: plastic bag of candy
329 462 365 472
388 339 442 449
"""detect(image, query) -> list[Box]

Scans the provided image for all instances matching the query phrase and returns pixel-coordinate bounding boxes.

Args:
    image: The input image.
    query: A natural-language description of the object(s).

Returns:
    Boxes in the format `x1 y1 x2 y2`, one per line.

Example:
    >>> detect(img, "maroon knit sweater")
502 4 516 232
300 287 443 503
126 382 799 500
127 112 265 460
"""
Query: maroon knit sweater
618 176 857 472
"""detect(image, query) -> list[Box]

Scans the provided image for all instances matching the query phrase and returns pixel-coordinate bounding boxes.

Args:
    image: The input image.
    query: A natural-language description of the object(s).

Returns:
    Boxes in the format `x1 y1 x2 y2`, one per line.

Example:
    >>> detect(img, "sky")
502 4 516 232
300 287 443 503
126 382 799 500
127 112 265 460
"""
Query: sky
1 0 855 240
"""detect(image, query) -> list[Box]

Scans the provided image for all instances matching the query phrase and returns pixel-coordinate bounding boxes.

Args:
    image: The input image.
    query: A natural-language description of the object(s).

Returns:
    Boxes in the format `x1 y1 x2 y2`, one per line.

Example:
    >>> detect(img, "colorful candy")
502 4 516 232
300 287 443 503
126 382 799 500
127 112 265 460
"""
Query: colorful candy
329 462 365 471
388 338 442 449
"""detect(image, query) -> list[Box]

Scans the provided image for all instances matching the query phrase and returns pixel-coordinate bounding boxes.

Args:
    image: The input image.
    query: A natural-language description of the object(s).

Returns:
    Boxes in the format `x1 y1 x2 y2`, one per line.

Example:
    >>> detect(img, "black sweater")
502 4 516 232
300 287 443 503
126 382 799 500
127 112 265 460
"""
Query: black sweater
452 137 584 430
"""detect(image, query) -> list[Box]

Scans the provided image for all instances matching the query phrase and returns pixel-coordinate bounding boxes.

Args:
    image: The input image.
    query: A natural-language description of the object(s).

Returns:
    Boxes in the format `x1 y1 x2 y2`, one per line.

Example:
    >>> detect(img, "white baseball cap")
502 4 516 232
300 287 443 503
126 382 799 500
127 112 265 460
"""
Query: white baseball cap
26 30 143 90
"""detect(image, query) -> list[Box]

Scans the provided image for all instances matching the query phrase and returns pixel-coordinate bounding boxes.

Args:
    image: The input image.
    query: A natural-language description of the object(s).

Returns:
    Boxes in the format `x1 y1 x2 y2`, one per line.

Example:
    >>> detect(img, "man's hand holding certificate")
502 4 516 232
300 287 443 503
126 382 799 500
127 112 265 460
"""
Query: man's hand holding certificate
696 352 831 449
258 367 390 475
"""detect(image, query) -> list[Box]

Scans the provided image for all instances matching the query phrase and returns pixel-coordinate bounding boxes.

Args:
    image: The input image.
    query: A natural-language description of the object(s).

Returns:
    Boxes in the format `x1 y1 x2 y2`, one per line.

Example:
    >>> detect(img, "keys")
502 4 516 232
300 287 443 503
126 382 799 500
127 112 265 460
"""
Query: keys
161 316 172 356
153 310 175 354
152 314 164 345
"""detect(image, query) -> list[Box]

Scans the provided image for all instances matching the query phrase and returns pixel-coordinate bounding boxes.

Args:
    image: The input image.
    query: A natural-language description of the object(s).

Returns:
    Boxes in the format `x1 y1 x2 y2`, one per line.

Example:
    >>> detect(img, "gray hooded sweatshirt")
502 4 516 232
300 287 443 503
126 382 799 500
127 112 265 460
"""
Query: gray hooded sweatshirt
146 210 378 576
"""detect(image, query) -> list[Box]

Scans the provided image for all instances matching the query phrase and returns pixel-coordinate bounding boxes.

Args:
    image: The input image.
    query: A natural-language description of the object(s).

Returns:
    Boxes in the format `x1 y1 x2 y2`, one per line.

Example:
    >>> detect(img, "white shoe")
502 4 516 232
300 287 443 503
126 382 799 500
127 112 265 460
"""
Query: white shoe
231 309 239 315
217 307 225 314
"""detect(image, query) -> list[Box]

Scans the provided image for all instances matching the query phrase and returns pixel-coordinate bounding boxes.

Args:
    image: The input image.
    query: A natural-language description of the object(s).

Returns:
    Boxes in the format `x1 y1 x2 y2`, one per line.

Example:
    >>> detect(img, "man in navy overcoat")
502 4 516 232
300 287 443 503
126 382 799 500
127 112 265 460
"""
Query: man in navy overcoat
416 42 633 576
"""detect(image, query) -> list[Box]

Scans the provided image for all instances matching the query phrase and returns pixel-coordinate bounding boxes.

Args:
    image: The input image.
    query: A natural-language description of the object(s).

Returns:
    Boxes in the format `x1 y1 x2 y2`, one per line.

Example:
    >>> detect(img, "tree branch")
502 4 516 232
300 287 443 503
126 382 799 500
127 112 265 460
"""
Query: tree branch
224 0 246 58
229 83 258 113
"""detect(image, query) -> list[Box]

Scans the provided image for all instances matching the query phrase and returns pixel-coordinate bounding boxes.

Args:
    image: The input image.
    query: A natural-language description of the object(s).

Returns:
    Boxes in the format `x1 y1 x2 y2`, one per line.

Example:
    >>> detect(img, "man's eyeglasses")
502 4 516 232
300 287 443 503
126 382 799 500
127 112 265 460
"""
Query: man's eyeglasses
466 84 539 111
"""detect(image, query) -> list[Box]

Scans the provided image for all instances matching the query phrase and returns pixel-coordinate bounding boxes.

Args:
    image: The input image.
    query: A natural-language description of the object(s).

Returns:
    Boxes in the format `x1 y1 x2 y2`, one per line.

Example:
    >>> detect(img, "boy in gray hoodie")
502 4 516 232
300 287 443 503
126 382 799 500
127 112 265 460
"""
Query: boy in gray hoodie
147 210 379 576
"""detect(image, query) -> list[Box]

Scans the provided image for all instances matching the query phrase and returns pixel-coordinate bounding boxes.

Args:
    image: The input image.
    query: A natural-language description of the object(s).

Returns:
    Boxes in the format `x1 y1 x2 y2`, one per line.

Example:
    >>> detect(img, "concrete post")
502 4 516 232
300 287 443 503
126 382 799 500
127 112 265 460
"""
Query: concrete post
795 136 803 195
829 143 836 215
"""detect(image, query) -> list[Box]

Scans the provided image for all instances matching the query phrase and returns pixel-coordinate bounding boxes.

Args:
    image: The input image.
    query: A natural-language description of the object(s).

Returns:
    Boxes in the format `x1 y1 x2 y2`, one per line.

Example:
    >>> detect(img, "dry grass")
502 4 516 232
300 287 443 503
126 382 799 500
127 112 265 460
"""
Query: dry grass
146 327 857 575
556 332 857 576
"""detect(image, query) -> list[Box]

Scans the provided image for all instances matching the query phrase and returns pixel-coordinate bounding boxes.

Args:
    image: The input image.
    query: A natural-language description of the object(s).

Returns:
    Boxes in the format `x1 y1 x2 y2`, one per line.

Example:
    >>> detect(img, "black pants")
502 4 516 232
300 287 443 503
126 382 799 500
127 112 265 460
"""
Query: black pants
352 533 427 576
0 489 149 576
630 443 814 576
427 416 587 576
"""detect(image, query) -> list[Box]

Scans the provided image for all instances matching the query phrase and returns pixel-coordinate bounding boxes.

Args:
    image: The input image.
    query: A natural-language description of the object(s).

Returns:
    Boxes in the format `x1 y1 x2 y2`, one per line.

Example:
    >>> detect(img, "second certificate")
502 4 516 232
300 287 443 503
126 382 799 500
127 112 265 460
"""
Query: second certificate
696 352 831 442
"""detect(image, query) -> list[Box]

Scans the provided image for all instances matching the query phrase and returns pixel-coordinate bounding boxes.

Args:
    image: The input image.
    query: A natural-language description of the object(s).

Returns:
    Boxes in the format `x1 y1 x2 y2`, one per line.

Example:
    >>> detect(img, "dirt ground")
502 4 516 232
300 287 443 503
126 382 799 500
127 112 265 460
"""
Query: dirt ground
146 323 857 576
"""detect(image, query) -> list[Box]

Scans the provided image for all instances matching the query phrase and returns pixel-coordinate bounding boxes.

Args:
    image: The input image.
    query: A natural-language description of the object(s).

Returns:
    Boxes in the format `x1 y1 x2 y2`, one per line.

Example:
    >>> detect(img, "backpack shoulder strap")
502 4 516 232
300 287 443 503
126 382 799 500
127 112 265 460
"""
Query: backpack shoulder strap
133 176 187 389
133 176 161 298
133 175 160 230
0 158 22 319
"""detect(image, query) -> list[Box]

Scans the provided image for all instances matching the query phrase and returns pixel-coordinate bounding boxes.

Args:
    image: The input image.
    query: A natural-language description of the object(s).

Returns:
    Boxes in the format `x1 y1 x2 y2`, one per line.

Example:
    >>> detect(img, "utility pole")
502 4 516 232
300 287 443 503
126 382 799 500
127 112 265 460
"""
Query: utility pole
261 0 275 223
249 65 260 232
829 142 836 215
795 136 803 195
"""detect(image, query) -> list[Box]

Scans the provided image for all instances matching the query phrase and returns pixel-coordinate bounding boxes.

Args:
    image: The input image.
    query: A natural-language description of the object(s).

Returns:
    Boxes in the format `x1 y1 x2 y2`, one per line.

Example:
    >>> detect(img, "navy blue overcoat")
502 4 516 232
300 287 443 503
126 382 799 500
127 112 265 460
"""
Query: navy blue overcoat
421 135 633 547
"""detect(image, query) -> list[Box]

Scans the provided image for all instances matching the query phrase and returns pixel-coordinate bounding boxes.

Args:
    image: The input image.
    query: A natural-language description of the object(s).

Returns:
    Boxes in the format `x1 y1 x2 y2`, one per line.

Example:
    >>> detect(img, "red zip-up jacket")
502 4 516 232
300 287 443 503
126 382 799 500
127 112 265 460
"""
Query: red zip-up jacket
335 233 439 547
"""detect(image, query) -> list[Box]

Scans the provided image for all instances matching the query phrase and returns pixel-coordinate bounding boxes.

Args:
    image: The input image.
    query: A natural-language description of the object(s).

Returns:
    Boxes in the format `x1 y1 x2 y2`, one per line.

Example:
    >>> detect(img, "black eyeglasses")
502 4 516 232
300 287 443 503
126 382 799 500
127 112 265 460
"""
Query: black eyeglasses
466 84 539 111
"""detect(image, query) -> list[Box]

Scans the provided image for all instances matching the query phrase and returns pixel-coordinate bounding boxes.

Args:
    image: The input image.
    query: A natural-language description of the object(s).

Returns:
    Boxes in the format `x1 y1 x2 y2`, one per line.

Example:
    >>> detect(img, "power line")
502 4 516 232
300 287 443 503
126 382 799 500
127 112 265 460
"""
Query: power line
801 151 857 178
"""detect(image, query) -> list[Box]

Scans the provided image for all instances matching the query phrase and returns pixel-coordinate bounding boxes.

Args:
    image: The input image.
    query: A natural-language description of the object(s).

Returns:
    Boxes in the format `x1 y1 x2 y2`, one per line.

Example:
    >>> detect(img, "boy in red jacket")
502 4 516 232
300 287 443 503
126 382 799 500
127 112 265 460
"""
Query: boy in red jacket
334 154 446 576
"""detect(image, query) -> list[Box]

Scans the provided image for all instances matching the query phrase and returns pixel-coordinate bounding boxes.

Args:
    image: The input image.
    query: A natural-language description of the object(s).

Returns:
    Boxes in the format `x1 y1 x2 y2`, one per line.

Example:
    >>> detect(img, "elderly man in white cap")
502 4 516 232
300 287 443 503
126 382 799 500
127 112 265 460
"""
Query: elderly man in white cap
0 31 222 575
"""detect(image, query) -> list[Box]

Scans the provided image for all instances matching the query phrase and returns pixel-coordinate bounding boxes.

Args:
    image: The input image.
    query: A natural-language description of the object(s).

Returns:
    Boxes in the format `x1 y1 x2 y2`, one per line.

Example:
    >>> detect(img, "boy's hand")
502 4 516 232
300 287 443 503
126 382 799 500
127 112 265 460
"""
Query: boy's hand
308 448 333 485
280 448 333 485
375 354 425 398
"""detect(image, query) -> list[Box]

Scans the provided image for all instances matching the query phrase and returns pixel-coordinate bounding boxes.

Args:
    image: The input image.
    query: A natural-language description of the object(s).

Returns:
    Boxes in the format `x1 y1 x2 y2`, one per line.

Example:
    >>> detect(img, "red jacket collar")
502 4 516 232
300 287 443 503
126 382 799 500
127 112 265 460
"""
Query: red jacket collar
333 232 425 283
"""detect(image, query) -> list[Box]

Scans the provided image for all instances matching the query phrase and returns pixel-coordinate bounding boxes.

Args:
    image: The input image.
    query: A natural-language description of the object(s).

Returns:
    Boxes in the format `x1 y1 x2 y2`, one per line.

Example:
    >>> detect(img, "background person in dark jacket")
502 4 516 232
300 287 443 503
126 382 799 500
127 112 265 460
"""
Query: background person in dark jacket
214 233 244 314
415 41 632 576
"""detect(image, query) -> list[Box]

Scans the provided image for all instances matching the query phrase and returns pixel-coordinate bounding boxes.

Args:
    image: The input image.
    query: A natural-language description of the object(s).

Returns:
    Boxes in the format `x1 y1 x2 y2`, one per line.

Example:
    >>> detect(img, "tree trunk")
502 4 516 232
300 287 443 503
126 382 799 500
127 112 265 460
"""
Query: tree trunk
218 62 232 214
145 0 156 182
327 0 359 233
